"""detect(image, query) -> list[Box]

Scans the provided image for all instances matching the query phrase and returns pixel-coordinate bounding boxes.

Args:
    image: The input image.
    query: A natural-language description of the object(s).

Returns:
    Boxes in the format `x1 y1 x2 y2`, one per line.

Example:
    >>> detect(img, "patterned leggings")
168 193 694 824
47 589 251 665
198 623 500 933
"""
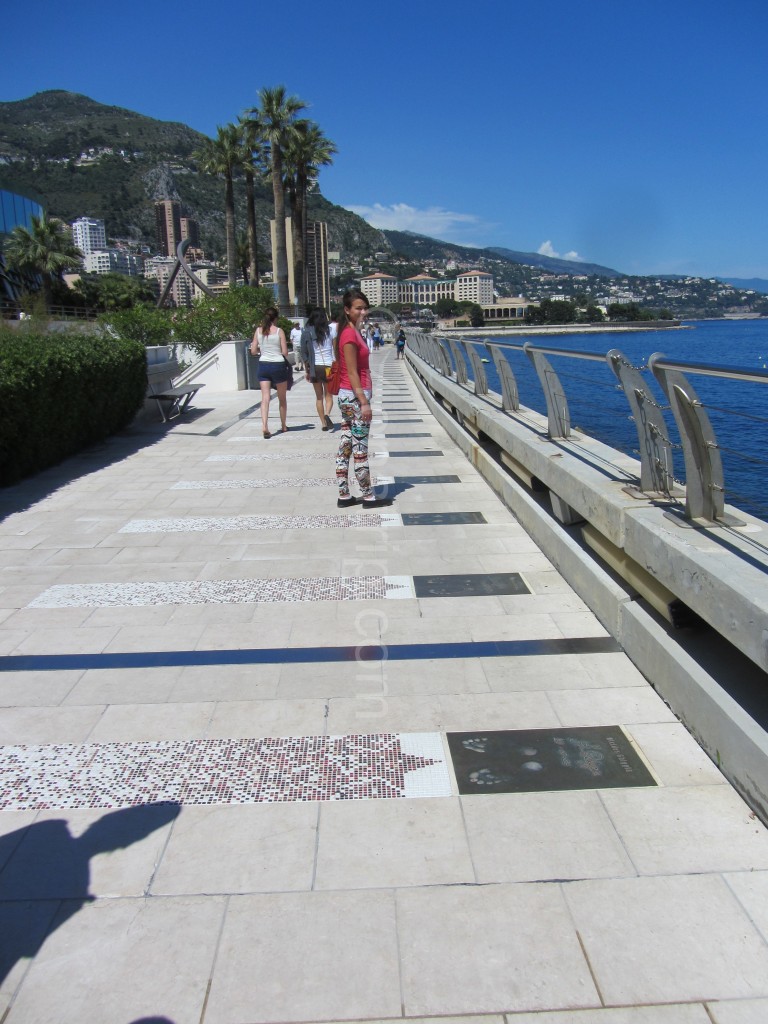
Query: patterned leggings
336 391 372 499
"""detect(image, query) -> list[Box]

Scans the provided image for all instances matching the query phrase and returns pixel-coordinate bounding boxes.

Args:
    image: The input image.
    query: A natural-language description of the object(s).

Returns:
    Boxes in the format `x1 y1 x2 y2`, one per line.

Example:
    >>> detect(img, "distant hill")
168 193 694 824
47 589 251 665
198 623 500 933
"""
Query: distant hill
0 91 388 259
718 277 768 295
381 231 622 280
485 246 621 279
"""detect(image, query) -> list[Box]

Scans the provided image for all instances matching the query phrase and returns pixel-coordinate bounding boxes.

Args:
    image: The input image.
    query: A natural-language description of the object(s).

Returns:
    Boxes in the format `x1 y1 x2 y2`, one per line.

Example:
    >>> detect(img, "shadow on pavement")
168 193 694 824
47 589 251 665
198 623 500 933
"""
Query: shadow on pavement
0 802 181 986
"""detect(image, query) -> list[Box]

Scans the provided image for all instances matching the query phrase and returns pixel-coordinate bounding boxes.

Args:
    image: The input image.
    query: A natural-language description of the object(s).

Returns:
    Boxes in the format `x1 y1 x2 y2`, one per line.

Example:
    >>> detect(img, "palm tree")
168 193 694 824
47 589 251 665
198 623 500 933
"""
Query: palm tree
236 234 251 285
4 213 82 310
250 86 306 315
237 115 268 287
284 120 337 310
194 123 241 289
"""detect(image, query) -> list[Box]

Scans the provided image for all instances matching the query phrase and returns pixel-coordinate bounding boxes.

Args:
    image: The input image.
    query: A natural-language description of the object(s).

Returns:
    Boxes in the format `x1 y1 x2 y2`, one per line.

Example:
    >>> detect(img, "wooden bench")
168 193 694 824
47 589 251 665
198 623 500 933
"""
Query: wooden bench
146 356 205 422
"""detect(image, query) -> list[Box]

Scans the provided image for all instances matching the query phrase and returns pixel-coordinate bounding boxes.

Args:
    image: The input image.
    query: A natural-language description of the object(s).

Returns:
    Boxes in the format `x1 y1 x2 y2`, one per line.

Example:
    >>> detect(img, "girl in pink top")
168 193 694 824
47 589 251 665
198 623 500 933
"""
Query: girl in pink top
334 288 390 509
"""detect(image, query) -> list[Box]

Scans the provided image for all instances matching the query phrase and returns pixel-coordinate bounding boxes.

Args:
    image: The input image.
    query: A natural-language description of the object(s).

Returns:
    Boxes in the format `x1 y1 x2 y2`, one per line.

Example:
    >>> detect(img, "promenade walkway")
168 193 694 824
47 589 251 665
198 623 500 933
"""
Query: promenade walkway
1 346 768 1024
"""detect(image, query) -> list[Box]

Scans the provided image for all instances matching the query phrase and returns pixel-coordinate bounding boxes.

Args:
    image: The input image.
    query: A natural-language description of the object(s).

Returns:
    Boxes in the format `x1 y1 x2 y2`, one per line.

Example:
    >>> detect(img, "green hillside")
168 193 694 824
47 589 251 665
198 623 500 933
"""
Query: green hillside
0 91 387 260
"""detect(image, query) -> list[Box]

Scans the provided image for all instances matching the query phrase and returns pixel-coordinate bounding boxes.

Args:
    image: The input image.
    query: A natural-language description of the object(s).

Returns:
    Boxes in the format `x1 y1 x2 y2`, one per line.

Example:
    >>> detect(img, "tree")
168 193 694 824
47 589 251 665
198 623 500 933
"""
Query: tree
4 213 82 310
237 115 267 287
469 304 484 327
194 124 241 289
284 120 337 310
250 86 306 315
72 273 156 312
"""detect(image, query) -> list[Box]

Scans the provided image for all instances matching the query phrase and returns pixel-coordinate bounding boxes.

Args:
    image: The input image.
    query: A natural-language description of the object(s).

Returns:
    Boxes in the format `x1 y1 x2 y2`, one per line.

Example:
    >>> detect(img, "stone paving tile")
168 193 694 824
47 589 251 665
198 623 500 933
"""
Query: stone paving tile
151 802 318 895
315 797 473 889
204 890 402 1024
564 874 768 1005
461 790 636 883
3 895 224 1024
397 882 598 1015
708 999 768 1023
500 1008 711 1023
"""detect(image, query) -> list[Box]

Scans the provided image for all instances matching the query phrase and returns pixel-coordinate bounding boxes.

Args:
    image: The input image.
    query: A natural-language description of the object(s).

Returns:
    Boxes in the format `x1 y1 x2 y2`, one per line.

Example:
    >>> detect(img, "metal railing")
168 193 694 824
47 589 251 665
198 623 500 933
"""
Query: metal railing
404 329 768 526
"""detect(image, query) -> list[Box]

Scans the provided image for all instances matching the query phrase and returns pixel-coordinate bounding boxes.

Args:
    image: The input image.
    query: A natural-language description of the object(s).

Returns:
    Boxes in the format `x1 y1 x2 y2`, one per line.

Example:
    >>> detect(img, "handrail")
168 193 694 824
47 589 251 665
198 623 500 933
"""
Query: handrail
404 328 767 525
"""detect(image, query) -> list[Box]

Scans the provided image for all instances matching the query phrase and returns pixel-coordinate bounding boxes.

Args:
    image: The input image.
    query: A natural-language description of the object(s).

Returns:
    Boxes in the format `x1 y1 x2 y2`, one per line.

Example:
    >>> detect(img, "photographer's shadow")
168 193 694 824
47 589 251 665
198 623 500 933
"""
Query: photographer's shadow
0 803 180 987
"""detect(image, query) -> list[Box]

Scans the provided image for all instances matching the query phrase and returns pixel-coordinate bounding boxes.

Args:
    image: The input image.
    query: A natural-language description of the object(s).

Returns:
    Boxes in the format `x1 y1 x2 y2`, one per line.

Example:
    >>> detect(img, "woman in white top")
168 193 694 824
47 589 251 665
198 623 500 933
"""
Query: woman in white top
300 308 335 431
250 306 290 438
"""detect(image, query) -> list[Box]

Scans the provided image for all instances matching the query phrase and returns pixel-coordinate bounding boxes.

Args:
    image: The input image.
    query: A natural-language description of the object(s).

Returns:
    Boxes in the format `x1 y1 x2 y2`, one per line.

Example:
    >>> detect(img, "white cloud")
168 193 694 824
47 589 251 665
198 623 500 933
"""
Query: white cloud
345 202 483 242
538 240 584 263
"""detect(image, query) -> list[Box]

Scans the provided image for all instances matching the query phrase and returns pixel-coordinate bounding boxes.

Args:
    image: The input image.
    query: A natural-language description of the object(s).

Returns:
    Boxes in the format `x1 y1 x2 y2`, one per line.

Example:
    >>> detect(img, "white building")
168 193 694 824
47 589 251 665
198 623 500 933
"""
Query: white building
360 272 399 307
456 270 494 305
84 249 142 277
361 269 496 309
72 217 107 255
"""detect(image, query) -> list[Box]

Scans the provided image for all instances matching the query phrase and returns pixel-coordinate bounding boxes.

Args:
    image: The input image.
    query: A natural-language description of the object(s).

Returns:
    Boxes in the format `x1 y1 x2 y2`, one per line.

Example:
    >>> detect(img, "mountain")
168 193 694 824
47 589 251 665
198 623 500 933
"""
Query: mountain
0 91 388 259
717 277 768 295
485 246 621 279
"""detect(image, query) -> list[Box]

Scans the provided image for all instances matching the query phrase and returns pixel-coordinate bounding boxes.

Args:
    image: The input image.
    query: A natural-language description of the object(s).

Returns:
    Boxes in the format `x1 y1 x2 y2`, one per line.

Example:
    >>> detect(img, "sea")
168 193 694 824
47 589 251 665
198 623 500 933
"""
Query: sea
460 319 768 520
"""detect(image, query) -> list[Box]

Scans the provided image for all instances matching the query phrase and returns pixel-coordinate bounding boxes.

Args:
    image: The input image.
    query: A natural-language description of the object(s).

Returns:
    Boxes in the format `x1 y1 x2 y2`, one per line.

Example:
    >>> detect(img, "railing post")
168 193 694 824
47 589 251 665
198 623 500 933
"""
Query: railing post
524 343 570 438
462 342 488 395
486 344 520 411
606 349 675 495
649 352 739 525
446 338 469 384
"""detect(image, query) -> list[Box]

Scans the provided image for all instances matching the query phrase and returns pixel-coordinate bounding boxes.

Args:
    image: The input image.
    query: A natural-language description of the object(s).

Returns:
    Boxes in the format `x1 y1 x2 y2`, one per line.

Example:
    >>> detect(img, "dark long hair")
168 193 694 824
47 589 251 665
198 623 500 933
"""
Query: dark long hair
334 288 369 360
308 308 330 347
260 306 279 335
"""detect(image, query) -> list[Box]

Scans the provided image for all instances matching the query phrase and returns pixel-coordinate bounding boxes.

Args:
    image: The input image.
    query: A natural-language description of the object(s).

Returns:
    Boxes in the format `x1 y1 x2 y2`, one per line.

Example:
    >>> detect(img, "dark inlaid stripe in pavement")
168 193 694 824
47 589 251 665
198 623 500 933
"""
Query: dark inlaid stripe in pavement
385 433 432 438
0 636 621 673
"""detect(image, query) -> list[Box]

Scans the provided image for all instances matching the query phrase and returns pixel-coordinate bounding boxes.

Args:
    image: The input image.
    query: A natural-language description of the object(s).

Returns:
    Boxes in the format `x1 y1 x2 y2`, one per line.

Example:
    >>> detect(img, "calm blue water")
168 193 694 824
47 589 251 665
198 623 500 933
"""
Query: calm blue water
461 320 768 519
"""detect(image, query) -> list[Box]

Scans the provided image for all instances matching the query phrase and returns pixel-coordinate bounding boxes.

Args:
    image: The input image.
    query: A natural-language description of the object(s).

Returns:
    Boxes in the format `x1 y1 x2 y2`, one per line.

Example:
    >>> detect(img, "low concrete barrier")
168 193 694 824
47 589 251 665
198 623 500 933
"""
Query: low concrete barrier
405 348 768 822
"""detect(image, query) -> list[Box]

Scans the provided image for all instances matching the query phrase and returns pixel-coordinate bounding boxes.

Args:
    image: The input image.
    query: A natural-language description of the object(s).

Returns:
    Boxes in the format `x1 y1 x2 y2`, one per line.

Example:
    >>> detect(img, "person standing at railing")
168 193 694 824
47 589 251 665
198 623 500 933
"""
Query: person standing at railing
250 306 290 438
334 288 391 509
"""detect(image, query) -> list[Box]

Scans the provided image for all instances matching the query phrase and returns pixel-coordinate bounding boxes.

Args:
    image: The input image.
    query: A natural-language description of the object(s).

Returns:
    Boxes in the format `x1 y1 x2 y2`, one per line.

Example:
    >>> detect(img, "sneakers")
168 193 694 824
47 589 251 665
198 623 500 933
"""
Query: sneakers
361 497 393 509
337 496 358 508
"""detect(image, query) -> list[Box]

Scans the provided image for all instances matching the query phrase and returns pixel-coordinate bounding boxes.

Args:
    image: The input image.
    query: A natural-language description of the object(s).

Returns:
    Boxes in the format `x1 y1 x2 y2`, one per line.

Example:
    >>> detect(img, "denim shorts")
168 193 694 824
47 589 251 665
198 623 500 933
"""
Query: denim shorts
257 361 291 386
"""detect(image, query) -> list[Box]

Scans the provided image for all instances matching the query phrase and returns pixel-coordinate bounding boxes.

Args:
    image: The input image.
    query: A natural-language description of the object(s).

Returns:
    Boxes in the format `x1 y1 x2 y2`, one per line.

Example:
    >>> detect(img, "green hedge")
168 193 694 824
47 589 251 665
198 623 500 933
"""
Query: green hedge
0 330 147 486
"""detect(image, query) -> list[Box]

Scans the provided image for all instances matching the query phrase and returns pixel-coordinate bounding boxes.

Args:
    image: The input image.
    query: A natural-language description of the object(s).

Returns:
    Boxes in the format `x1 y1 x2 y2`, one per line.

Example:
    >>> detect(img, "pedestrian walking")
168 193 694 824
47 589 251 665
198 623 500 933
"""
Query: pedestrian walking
300 308 335 431
251 306 290 437
290 322 304 370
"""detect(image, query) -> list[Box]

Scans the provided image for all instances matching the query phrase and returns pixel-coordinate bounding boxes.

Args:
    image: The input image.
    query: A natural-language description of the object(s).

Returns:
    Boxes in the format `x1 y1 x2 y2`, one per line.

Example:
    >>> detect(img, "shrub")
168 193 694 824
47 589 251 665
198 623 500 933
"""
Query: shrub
0 328 146 486
171 286 278 356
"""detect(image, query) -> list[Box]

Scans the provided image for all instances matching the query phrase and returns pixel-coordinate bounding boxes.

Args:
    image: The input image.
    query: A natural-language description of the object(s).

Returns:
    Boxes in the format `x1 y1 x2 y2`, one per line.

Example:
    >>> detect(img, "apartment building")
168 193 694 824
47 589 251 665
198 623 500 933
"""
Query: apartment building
144 255 193 307
84 249 142 276
360 272 399 307
72 217 107 255
155 200 182 258
456 270 494 305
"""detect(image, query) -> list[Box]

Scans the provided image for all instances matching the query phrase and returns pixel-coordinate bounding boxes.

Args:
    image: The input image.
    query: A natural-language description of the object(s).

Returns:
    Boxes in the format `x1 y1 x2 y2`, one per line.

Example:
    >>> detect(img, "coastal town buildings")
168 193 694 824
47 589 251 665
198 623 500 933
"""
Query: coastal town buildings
143 254 193 307
360 268 497 310
83 249 142 277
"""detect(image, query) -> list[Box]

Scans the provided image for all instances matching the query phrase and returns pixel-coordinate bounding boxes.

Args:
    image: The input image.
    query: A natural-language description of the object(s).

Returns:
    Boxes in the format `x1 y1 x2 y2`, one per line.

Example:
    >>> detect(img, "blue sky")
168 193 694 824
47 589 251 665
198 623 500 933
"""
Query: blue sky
3 0 767 278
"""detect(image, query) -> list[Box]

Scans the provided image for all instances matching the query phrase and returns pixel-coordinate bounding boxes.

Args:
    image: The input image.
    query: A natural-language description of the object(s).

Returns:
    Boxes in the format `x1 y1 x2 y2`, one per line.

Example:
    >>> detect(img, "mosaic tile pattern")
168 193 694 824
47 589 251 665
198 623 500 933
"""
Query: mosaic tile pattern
206 452 388 463
0 732 452 810
120 514 400 534
172 479 337 490
28 575 415 608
